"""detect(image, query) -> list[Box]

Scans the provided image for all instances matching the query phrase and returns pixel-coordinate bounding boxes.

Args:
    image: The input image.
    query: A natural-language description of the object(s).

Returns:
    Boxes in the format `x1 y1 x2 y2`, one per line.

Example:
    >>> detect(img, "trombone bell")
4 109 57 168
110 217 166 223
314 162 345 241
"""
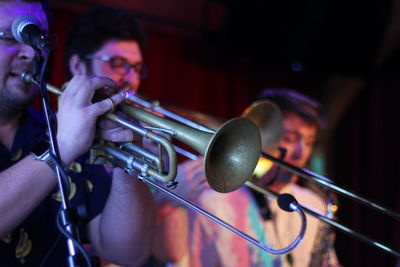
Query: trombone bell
120 104 261 193
242 100 283 155
204 117 261 193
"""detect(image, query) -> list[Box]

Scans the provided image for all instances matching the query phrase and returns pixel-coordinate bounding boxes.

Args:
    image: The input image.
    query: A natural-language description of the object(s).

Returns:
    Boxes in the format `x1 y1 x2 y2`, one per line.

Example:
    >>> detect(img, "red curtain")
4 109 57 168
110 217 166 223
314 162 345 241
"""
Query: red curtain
46 8 257 120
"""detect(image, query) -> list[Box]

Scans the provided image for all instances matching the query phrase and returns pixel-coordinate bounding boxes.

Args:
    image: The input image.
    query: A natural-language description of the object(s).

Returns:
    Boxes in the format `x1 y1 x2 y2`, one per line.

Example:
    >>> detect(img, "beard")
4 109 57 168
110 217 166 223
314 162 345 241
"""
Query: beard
0 84 37 119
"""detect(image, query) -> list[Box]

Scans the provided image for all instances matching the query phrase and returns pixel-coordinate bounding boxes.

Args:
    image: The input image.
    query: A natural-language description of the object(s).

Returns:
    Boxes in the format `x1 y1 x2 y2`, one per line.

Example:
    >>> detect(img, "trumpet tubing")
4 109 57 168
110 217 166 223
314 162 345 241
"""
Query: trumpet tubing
23 73 178 183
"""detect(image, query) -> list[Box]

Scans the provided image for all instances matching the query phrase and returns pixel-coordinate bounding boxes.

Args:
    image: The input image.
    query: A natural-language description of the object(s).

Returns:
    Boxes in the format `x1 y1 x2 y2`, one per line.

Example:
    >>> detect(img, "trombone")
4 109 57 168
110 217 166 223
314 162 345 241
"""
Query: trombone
126 92 400 258
23 73 307 255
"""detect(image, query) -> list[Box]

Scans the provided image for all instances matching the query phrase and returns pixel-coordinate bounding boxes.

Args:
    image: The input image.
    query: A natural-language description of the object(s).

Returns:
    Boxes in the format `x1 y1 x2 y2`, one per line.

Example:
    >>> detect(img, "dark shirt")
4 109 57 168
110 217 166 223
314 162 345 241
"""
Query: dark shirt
0 107 111 267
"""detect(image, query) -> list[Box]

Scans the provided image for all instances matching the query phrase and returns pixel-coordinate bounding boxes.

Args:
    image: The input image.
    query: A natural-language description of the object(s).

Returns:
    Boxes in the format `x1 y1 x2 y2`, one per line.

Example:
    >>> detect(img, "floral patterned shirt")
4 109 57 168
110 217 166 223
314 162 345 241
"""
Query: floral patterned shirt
0 107 112 266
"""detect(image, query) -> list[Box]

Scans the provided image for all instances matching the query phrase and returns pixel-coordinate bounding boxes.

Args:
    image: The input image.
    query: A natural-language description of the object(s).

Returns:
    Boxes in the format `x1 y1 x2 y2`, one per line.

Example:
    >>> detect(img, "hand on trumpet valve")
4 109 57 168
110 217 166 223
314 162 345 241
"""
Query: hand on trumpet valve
97 114 140 144
56 75 129 165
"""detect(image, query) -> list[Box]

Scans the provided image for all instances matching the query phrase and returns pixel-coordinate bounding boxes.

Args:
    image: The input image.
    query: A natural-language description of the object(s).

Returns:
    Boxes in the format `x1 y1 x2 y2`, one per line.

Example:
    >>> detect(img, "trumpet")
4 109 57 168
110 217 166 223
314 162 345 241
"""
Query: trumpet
23 73 308 255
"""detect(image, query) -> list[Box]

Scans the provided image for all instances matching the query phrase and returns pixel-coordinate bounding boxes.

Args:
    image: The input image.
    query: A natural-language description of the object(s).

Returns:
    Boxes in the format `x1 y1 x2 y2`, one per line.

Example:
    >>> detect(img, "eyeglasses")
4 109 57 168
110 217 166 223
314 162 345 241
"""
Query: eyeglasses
86 55 148 79
0 30 18 46
0 30 55 47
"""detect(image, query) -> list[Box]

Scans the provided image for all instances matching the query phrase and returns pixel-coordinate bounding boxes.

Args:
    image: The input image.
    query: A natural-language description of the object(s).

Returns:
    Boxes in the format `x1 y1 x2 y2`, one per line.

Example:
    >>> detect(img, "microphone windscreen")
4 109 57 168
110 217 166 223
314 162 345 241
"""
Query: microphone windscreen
277 193 298 212
11 15 41 44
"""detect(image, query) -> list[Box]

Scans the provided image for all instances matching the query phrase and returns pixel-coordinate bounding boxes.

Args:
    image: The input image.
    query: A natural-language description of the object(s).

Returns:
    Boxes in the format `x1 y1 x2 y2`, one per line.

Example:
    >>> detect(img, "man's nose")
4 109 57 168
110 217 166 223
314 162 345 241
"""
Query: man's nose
292 141 303 160
122 69 140 89
17 44 36 62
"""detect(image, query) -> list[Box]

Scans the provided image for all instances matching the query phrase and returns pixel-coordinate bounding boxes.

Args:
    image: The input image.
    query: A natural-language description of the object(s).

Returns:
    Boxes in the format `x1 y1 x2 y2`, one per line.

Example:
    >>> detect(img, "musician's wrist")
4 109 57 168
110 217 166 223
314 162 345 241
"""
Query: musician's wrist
56 138 79 166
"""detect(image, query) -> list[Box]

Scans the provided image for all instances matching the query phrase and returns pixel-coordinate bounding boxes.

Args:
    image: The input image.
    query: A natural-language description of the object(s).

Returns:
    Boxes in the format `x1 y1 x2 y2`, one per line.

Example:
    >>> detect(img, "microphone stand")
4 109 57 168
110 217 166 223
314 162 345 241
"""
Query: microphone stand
32 50 84 267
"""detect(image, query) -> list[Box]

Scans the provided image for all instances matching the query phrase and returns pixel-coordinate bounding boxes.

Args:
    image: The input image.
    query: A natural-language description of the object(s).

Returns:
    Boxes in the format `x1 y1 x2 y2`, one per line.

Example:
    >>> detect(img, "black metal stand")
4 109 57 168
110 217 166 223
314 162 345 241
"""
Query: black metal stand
33 50 84 267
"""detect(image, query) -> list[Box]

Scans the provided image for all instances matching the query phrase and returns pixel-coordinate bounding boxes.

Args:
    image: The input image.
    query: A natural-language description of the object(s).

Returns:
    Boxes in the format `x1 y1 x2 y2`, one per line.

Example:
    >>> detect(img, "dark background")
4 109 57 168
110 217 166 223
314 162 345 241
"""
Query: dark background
46 0 400 266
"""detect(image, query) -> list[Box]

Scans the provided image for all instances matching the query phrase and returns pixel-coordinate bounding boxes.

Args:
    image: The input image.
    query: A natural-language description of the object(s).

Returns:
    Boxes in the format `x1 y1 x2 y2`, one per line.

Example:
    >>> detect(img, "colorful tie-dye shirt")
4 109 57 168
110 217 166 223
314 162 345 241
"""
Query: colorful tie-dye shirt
169 187 282 267
168 183 340 267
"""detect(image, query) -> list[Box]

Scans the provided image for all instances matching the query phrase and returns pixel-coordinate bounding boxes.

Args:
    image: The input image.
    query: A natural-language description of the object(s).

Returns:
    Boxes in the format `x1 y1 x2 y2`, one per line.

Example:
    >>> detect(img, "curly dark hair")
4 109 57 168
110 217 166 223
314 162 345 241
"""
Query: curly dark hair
64 5 147 78
1 0 52 22
256 88 327 129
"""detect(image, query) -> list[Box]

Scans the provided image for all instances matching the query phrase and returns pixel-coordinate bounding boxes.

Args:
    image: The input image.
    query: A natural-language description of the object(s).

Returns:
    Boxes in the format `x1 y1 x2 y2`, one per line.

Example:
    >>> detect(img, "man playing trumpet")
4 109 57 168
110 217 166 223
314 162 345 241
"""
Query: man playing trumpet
0 1 155 266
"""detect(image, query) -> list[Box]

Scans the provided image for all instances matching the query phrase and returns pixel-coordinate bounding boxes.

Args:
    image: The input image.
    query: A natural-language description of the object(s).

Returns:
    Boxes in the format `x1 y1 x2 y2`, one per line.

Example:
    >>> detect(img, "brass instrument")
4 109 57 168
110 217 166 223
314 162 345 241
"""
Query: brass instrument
126 91 400 258
23 73 308 256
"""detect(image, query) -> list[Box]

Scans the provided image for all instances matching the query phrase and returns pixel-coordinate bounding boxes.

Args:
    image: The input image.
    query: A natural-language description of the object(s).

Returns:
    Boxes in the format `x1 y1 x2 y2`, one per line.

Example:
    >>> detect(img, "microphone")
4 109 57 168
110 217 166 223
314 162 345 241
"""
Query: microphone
11 15 52 54
277 193 299 212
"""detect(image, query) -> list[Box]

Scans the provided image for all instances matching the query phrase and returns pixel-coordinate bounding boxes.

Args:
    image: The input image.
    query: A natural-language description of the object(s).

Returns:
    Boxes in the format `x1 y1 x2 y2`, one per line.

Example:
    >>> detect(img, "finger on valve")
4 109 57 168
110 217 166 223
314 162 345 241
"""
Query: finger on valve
98 125 138 143
93 91 127 116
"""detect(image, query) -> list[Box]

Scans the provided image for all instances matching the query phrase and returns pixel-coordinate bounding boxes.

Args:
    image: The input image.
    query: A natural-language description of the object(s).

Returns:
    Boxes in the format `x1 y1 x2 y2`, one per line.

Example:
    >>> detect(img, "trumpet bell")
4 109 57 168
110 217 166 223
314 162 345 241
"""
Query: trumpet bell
205 117 261 193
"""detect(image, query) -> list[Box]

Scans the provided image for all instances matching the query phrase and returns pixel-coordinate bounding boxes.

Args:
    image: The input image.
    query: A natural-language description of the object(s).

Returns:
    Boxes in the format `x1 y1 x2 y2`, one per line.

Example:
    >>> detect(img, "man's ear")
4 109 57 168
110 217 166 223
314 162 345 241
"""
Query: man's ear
69 54 88 75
